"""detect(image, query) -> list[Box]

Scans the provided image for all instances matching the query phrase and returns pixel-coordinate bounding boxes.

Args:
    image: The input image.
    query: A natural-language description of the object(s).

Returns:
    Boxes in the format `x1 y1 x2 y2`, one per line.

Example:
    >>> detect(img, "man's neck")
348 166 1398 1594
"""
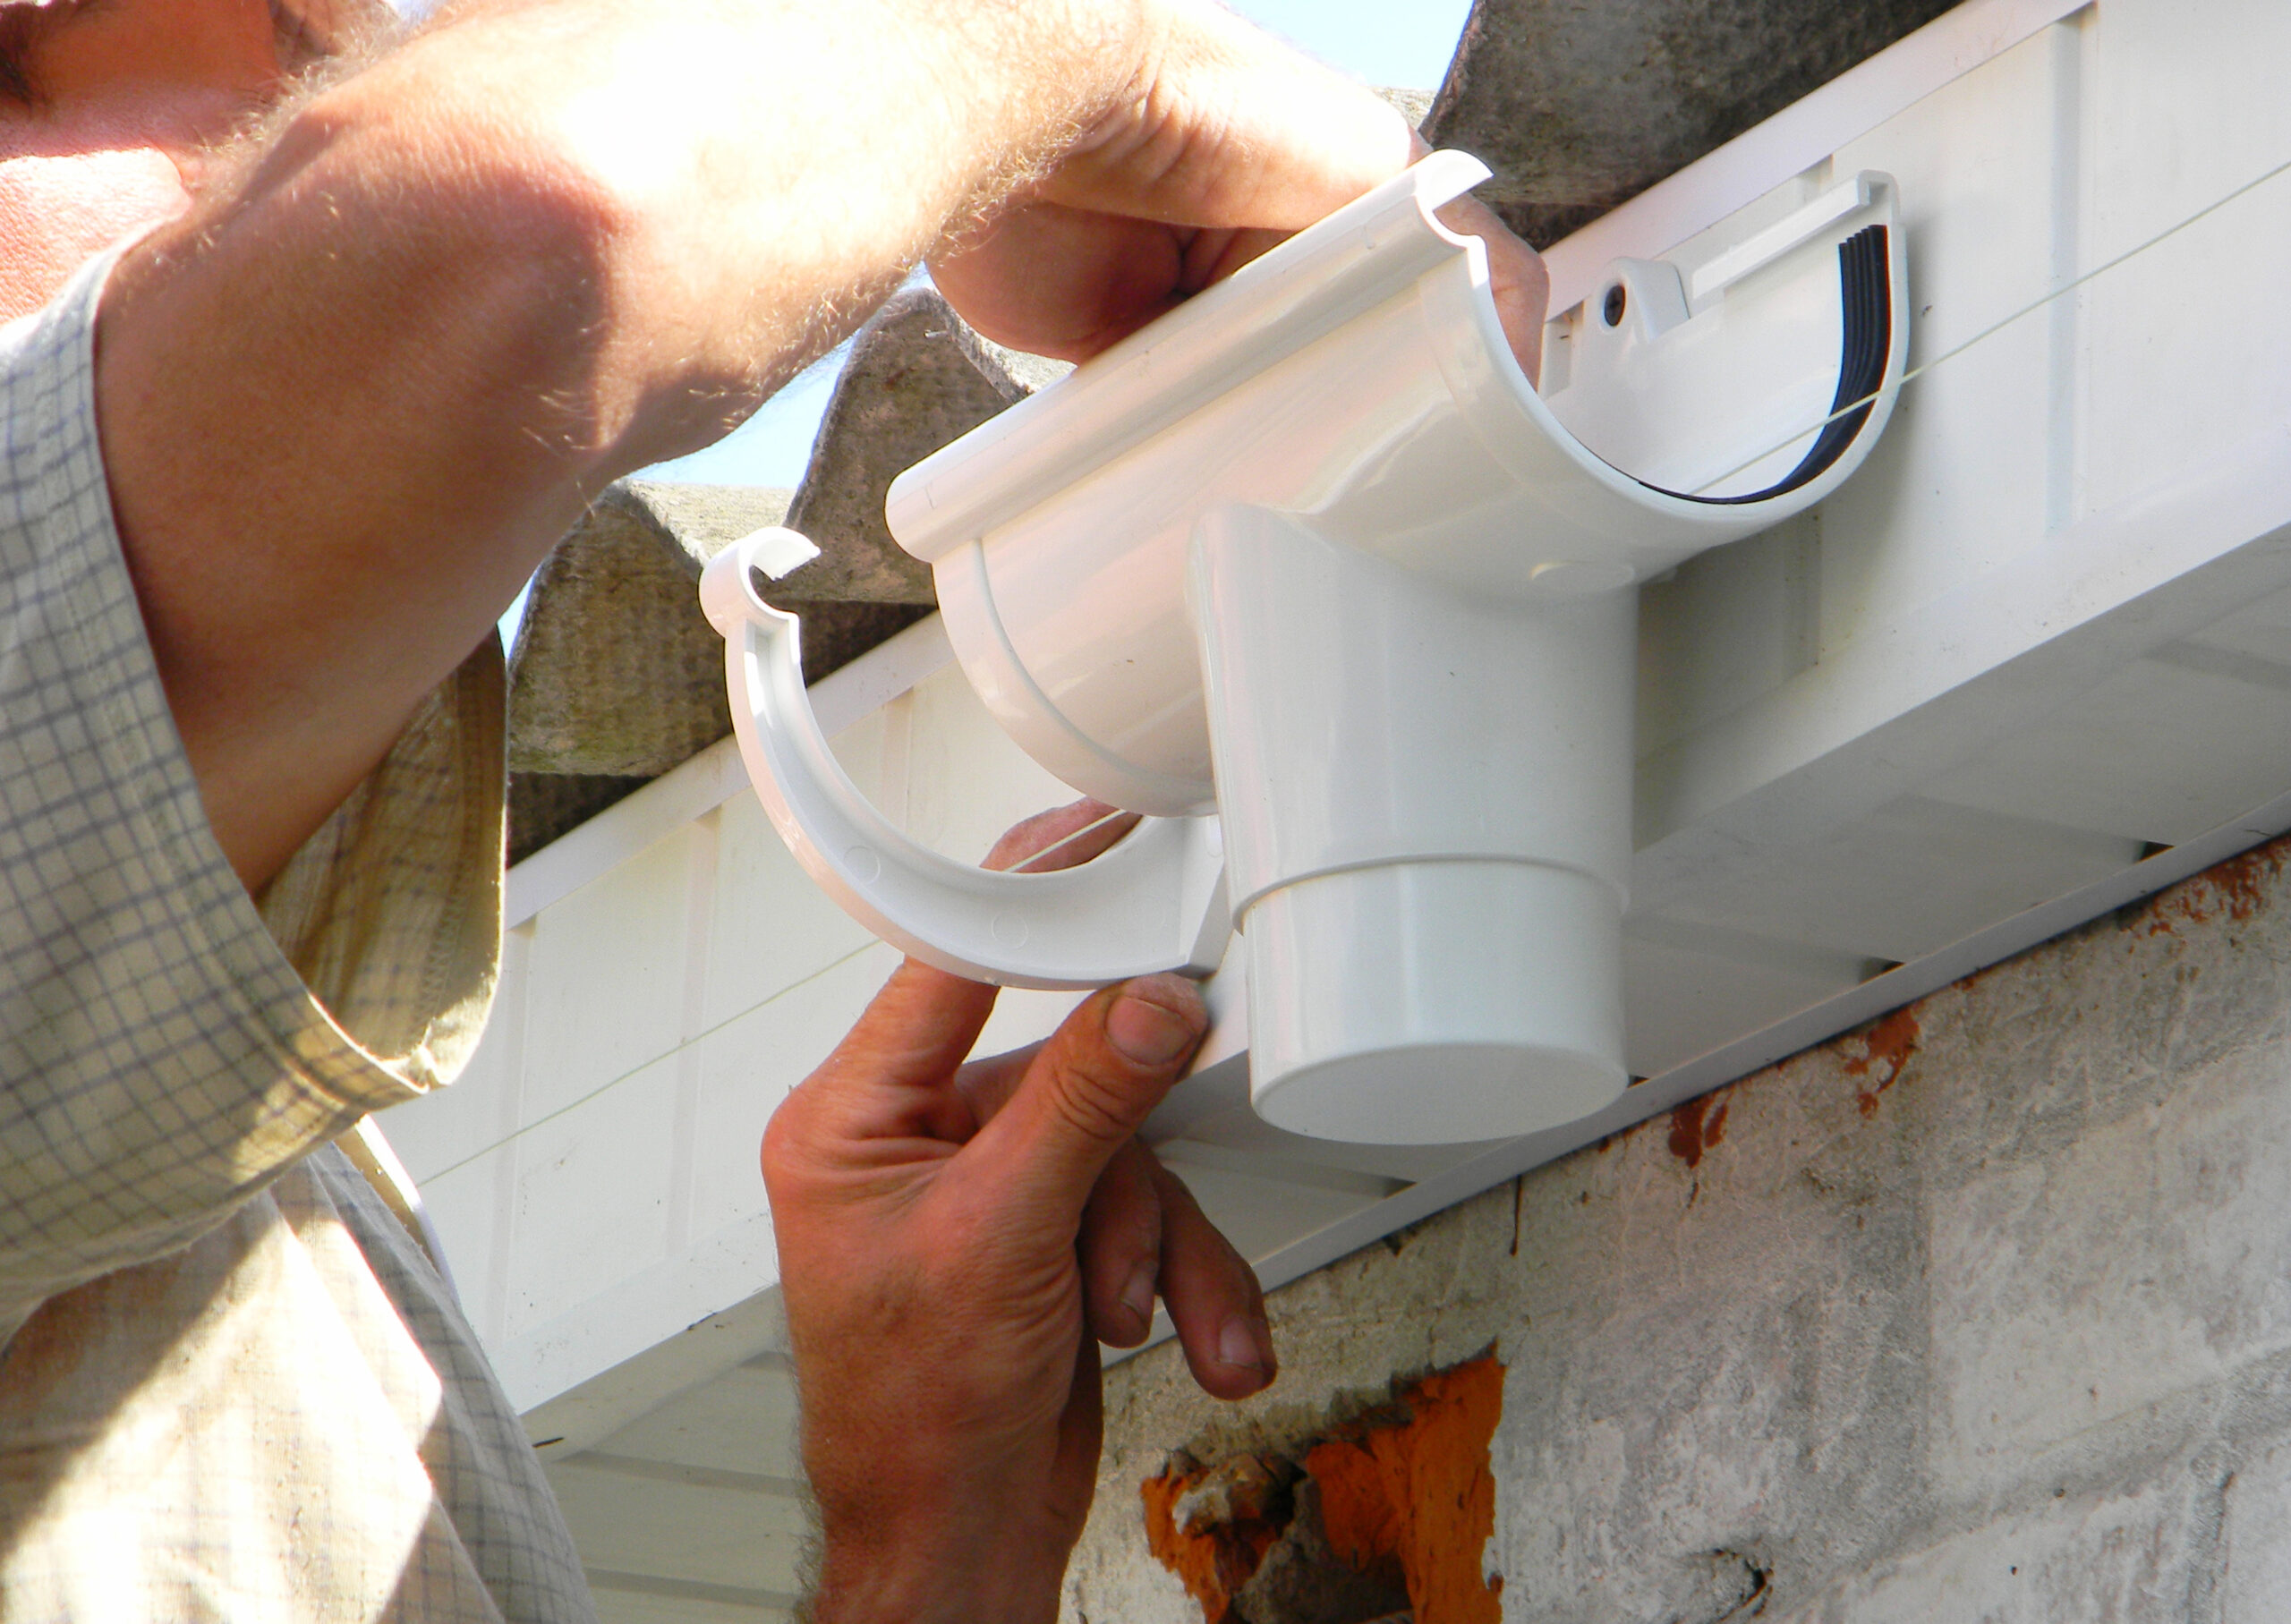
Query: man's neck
34 0 283 108
0 0 285 317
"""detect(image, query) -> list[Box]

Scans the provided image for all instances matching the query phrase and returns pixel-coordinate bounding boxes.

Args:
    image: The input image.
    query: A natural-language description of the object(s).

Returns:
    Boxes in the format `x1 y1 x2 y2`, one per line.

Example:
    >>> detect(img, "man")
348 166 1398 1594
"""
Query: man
0 0 1546 1617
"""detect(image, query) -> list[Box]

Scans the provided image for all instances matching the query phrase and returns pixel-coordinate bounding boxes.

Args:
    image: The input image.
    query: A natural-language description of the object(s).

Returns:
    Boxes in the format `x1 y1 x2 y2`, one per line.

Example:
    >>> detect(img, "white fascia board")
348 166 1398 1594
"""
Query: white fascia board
516 1290 791 1456
1540 0 2092 320
488 1209 784 1416
506 616 956 928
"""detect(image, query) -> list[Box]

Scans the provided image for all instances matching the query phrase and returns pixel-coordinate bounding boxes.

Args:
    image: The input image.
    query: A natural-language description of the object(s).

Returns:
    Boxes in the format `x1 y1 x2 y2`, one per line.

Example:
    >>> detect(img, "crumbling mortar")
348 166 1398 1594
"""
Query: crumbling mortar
2179 1459 2233 1624
1921 1351 2291 1562
1895 847 2291 1204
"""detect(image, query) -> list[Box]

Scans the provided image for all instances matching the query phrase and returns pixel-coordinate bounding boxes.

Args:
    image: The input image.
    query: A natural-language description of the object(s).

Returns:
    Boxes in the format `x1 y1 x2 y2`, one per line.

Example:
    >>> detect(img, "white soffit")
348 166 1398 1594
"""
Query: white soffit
1537 0 2091 319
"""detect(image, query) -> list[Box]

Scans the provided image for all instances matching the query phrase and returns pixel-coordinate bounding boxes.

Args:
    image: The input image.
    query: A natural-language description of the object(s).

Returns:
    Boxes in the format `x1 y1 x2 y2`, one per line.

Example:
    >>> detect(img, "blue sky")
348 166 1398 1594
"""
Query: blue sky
638 0 1474 490
1229 0 1474 97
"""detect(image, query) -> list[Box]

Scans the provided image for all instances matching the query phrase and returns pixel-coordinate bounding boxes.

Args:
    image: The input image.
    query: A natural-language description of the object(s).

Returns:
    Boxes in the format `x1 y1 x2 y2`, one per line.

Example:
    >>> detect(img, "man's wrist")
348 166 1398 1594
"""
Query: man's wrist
807 1501 1071 1624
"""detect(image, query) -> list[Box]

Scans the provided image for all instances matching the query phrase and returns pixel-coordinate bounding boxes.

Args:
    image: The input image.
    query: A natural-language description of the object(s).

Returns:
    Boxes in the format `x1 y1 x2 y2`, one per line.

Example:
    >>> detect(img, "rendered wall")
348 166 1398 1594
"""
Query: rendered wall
1065 835 2291 1622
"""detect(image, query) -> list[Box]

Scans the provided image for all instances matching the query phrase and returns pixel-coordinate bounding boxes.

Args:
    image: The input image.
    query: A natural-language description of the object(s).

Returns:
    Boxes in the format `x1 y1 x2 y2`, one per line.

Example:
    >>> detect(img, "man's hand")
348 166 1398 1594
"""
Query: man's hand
764 803 1271 1623
931 3 1550 371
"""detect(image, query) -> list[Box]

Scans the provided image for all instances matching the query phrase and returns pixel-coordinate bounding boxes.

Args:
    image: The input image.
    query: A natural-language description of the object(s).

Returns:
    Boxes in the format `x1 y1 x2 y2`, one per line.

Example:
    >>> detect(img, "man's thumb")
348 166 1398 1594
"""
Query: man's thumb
975 974 1207 1218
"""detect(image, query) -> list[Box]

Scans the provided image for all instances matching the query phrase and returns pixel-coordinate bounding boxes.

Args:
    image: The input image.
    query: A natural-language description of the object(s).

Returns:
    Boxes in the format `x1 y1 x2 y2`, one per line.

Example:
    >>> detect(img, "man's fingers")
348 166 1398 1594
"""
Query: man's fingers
794 798 1140 1142
935 0 1416 361
984 798 1137 874
950 1039 1040 1129
969 973 1207 1227
933 207 1189 361
1047 0 1414 235
1077 1138 1274 1378
1153 1160 1276 1399
1078 1138 1165 1348
1434 191 1551 386
799 959 1000 1142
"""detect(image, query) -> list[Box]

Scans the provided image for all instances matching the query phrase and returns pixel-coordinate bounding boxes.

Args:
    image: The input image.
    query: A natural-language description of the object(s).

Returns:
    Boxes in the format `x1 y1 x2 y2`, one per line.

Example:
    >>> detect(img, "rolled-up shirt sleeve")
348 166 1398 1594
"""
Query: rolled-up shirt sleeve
0 248 505 1339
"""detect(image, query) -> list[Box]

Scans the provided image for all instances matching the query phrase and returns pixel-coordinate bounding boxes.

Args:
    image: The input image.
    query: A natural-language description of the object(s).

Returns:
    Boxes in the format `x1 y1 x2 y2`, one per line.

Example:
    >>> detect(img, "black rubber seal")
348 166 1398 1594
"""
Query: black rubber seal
1640 224 1891 506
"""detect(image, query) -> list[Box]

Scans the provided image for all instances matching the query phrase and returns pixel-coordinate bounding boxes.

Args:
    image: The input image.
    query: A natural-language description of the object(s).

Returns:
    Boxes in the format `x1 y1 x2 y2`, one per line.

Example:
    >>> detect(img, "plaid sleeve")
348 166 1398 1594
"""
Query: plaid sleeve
0 249 506 1336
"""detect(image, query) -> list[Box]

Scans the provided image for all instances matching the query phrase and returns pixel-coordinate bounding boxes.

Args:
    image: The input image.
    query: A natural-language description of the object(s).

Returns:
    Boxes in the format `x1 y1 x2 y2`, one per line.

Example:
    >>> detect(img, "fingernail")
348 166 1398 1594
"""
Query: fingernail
1120 1264 1156 1331
1217 1315 1265 1373
1108 989 1200 1066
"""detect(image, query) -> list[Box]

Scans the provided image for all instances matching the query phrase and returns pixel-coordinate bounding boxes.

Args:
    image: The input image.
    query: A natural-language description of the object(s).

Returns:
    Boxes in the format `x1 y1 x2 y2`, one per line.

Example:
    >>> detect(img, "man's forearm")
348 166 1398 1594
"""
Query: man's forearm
96 0 1157 888
336 0 1155 470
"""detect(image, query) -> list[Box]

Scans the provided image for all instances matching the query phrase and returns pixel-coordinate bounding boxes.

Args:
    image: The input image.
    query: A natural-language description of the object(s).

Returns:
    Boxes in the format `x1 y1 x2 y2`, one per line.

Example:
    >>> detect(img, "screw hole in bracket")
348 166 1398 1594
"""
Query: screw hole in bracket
1602 283 1627 327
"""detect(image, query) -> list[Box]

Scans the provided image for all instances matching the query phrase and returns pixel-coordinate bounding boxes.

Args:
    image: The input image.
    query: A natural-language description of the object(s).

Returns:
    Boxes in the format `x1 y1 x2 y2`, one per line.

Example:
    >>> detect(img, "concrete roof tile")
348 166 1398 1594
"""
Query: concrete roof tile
1427 0 1956 244
779 285 1062 605
505 293 1053 855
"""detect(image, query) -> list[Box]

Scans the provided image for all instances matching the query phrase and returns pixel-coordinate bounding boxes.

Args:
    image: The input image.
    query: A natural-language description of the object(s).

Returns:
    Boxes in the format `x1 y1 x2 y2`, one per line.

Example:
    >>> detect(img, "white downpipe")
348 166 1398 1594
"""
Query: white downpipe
1190 508 1635 1143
